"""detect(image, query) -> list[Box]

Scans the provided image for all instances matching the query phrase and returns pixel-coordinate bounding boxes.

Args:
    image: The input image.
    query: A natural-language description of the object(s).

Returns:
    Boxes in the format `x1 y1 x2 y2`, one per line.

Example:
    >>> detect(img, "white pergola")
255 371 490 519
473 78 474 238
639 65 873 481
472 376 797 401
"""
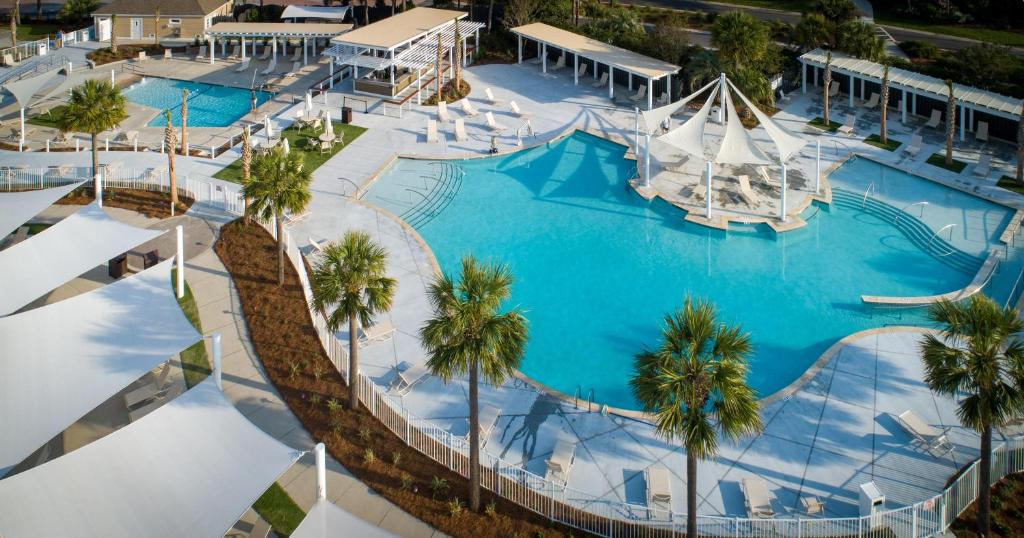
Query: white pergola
204 22 352 68
510 22 680 111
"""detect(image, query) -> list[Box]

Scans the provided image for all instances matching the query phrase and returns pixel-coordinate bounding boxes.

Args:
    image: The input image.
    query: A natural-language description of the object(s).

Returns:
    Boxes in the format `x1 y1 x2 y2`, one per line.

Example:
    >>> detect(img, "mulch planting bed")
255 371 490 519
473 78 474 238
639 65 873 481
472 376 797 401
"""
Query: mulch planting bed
87 44 166 66
952 473 1024 537
215 220 599 538
57 187 193 220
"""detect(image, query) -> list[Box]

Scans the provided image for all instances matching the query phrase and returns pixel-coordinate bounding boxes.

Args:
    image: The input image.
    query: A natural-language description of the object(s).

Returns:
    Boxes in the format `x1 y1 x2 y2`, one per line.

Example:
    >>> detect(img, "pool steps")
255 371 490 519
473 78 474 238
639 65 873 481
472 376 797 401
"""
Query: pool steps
399 162 465 229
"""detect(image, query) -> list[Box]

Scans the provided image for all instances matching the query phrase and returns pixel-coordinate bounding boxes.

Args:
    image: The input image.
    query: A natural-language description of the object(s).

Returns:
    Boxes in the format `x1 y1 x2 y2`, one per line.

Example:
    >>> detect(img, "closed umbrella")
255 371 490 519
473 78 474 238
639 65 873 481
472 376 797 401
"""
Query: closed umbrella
304 92 313 117
324 111 333 138
264 117 273 143
281 137 290 155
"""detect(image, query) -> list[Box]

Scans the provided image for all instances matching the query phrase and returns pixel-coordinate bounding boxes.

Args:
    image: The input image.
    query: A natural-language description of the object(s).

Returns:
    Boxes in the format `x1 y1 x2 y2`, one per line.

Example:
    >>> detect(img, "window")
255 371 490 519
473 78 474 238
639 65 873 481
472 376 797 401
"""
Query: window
169 19 181 26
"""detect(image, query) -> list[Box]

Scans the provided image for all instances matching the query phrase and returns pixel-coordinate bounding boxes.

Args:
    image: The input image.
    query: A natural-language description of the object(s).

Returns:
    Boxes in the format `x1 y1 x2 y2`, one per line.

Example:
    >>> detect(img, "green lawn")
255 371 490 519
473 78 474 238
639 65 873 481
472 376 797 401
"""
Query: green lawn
213 122 367 184
26 223 52 235
15 23 63 42
926 152 968 174
998 176 1024 195
27 105 67 130
171 269 210 388
863 134 902 152
696 0 814 11
808 117 841 133
253 483 305 537
871 7 1024 48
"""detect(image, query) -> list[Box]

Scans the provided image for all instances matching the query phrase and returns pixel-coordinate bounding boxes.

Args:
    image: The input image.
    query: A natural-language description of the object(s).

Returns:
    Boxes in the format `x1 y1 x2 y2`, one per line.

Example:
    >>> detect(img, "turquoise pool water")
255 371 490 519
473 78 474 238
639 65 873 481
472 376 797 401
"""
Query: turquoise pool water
364 132 1023 409
123 78 273 128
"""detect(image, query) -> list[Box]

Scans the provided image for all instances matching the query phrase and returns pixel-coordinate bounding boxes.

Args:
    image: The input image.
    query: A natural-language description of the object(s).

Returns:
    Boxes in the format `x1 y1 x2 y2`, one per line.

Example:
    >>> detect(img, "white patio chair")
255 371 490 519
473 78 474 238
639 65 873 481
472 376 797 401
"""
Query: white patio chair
467 404 501 447
903 134 923 158
544 434 577 486
234 58 251 73
742 478 775 518
509 100 532 118
592 72 608 88
924 109 942 129
973 154 991 177
576 62 588 78
484 87 503 105
124 363 172 409
459 99 479 117
454 118 468 142
863 92 879 110
549 54 566 71
737 175 759 208
897 410 955 456
838 114 856 135
391 363 430 395
426 118 439 143
437 101 452 123
646 465 672 512
976 121 989 142
359 319 395 347
827 81 839 97
485 112 506 133
259 59 277 75
630 85 647 103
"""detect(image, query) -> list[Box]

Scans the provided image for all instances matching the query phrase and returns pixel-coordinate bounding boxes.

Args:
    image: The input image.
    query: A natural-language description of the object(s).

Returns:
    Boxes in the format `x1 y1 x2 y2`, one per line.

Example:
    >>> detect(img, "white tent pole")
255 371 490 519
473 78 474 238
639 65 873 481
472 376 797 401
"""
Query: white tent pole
608 66 613 99
176 225 185 299
542 43 547 74
634 108 639 152
780 159 788 222
815 139 821 194
315 442 327 500
212 332 222 390
643 132 651 188
717 73 726 124
19 107 25 152
573 54 578 85
705 161 712 219
110 69 115 85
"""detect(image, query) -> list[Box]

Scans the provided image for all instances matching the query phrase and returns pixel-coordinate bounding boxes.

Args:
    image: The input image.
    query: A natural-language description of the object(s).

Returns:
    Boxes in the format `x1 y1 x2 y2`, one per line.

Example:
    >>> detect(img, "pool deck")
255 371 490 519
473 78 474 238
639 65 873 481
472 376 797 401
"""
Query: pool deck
5 59 1024 526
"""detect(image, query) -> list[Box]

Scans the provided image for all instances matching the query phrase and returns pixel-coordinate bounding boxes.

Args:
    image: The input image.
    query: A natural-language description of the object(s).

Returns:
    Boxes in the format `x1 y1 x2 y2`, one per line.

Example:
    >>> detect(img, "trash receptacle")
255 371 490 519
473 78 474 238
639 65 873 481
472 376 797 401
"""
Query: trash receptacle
108 254 128 278
341 106 353 124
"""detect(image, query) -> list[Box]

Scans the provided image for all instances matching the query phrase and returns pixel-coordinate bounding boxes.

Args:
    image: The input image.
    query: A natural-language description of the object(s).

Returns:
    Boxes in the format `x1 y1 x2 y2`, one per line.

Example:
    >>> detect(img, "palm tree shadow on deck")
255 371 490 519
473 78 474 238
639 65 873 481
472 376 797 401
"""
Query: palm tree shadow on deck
497 392 563 467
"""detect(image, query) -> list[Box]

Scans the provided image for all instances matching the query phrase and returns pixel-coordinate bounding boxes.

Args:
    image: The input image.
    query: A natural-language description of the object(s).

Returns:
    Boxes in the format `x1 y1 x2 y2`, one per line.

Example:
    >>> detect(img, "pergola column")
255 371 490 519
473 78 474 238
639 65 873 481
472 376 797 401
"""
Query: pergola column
780 159 788 222
221 39 226 57
801 61 807 94
860 78 865 99
272 37 277 63
912 92 917 116
542 42 547 74
573 54 578 85
959 101 965 142
628 74 632 92
608 66 614 99
647 77 653 110
210 36 215 65
302 37 308 65
389 49 395 85
813 65 818 87
329 59 334 88
241 36 246 59
901 90 907 124
416 67 422 105
848 75 854 107
462 38 467 67
667 75 672 103
517 35 522 64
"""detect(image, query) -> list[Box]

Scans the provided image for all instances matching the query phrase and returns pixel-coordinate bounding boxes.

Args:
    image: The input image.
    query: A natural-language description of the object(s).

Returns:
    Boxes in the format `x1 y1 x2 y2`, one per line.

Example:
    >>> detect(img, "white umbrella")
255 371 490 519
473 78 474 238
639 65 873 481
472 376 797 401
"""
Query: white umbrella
304 92 313 117
281 137 290 155
264 117 273 142
324 111 333 137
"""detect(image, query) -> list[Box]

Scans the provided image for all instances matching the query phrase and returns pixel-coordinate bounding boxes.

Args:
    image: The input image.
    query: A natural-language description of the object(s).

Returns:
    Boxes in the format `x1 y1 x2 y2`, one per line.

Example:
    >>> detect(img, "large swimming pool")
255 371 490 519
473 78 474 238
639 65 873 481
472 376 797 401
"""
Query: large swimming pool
364 132 1024 409
123 78 273 128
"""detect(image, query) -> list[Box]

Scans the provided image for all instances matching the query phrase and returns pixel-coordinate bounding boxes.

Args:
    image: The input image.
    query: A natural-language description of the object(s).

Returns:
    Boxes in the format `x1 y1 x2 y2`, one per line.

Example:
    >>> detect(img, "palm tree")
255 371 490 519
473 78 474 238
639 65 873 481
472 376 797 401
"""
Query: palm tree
241 128 252 224
111 14 118 53
9 10 17 54
792 12 832 51
683 49 721 94
163 109 178 208
180 89 189 155
241 145 312 286
837 20 884 61
362 0 369 26
421 256 528 512
729 66 773 112
487 0 495 30
630 297 762 538
880 62 890 144
435 33 444 99
57 79 128 188
710 12 768 71
945 79 956 167
153 6 160 45
823 51 833 127
453 20 463 92
311 231 396 411
920 295 1024 538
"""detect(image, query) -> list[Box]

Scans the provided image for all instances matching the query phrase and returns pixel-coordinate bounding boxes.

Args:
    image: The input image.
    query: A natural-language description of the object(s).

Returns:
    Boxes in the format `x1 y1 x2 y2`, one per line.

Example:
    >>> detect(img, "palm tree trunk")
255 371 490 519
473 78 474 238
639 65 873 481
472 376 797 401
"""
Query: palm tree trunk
348 315 359 410
487 0 494 30
276 212 285 286
978 422 993 537
686 452 697 538
167 141 177 207
91 134 99 196
468 358 481 511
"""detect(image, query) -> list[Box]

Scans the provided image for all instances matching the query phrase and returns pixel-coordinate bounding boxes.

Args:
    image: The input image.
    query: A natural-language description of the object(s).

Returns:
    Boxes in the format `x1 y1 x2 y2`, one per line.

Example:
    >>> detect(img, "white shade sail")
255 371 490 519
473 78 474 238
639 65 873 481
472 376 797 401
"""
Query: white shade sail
0 202 163 315
292 499 398 538
0 258 201 476
714 83 770 165
641 79 717 132
728 79 807 162
0 181 84 238
0 378 303 537
657 84 719 160
1 69 59 108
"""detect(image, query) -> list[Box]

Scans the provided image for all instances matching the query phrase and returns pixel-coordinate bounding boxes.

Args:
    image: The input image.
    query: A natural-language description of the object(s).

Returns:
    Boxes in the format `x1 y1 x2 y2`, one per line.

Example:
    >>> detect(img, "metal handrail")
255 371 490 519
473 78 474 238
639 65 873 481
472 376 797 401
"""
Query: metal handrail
928 223 957 248
895 201 929 224
861 182 875 208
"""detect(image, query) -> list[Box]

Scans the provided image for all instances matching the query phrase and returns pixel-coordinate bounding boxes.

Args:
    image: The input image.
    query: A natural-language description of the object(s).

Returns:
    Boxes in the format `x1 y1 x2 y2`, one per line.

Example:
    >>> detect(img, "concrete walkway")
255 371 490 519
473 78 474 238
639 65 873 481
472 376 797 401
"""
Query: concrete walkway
183 233 443 537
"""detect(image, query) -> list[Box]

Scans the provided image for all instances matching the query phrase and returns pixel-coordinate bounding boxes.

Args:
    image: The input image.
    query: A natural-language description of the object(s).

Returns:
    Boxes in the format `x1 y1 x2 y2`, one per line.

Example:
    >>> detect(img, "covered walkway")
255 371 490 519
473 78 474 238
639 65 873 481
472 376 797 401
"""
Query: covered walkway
204 22 352 68
510 22 679 110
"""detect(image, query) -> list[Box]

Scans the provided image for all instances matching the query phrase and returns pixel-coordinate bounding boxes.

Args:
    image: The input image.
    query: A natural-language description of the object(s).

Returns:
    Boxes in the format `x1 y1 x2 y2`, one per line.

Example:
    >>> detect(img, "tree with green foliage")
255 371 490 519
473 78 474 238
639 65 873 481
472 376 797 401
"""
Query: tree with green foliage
312 231 396 411
837 20 885 61
241 145 312 286
792 12 833 51
59 0 98 23
816 0 857 25
945 79 955 167
453 19 463 91
57 79 128 187
421 256 528 513
711 12 769 71
241 128 252 223
730 66 774 111
154 6 160 45
503 0 542 30
920 295 1024 538
683 49 721 94
644 23 689 66
9 9 17 53
631 297 762 538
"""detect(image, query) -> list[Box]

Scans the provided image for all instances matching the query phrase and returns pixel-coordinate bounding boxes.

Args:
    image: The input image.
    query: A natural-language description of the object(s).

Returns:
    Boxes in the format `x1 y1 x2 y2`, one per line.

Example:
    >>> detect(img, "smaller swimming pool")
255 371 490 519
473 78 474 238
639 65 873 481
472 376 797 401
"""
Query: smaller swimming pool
123 78 273 128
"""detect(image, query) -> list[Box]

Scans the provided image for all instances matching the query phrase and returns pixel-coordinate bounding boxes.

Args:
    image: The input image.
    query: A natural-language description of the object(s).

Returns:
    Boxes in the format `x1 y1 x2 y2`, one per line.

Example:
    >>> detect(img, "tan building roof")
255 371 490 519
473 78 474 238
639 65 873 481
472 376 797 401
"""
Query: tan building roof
93 0 228 17
330 7 466 50
511 23 679 79
205 22 352 37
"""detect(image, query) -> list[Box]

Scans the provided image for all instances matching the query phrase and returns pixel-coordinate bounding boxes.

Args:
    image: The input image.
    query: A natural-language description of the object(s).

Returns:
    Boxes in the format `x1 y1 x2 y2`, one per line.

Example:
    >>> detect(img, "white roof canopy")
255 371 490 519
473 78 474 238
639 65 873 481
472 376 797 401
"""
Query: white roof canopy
205 22 352 38
281 5 350 21
0 258 201 476
715 83 770 165
324 20 485 72
658 84 719 160
329 7 467 51
0 378 303 537
0 202 163 315
728 79 806 161
0 181 84 238
511 22 679 79
292 499 398 538
641 79 717 132
800 48 1023 120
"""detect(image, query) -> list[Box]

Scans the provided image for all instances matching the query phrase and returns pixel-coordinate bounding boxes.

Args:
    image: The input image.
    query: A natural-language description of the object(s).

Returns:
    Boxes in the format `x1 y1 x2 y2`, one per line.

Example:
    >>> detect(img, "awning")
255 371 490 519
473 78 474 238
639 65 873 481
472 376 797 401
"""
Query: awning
0 181 84 238
328 7 467 51
0 202 164 315
292 499 398 538
0 258 201 476
0 378 303 537
205 22 352 38
281 5 350 21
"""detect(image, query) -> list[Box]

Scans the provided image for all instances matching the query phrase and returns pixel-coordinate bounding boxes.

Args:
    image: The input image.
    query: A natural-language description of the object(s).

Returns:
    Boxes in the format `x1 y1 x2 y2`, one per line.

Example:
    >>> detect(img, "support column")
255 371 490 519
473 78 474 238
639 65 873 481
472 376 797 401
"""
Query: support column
517 35 522 64
210 36 215 65
667 75 672 103
813 65 818 87
628 74 632 92
448 46 453 78
315 443 327 500
95 171 103 207
542 43 547 74
815 139 821 194
901 90 907 124
860 78 865 99
176 225 185 298
647 77 653 110
574 54 578 85
634 108 639 150
643 132 651 187
221 39 226 57
608 66 614 99
303 37 308 65
780 159 788 222
462 38 467 67
329 59 334 88
212 332 222 389
705 161 712 219
241 36 246 59
959 102 965 142
19 107 24 152
912 92 917 116
272 36 277 63
389 50 395 85
848 75 854 107
801 61 807 94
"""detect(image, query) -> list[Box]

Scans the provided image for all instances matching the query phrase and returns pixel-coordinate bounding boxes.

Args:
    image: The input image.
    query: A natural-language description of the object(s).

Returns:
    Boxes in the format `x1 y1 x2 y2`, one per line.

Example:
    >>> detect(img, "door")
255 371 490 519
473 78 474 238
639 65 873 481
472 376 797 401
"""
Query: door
130 18 143 40
96 18 111 42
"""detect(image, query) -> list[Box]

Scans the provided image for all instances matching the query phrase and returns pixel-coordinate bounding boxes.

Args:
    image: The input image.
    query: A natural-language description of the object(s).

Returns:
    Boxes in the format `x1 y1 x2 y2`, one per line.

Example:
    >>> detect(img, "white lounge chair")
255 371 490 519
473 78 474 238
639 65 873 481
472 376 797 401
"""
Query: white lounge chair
195 45 207 60
459 99 479 117
827 81 839 98
290 47 301 62
308 237 326 253
903 134 923 158
392 363 430 395
485 112 506 133
742 478 775 518
359 319 395 347
437 101 452 123
630 85 647 103
260 59 277 75
592 72 608 88
281 61 301 79
838 114 856 135
544 434 576 486
576 62 588 78
925 109 942 129
509 100 532 118
863 92 880 110
656 91 670 106
737 175 759 208
454 118 468 142
757 166 778 188
426 119 439 143
973 154 991 177
2 53 15 66
976 121 989 142
124 363 172 409
163 49 172 60
897 410 955 456
258 45 272 60
549 54 566 71
234 58 251 73
646 465 672 511
229 45 240 59
137 51 147 62
528 55 543 65
484 87 503 105
468 404 501 447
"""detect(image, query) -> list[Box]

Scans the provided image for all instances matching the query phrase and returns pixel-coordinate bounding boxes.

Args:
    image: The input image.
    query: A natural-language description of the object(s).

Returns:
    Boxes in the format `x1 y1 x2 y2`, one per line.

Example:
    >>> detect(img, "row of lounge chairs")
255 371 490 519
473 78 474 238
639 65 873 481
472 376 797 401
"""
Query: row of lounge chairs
426 89 529 143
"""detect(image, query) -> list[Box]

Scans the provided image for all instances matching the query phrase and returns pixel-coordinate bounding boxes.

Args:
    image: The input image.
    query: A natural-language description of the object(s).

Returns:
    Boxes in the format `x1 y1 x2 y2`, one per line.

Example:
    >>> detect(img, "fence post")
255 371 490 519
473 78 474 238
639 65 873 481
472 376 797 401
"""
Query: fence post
105 137 109 151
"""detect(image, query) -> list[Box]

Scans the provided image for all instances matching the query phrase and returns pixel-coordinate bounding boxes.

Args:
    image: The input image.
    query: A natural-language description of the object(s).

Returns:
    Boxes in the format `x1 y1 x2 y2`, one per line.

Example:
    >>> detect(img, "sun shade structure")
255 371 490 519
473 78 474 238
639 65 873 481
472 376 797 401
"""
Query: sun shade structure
292 499 398 538
281 5 350 21
205 22 352 38
1 68 61 151
656 83 719 160
641 79 717 132
0 202 164 316
0 180 84 238
330 7 465 49
0 258 200 476
0 377 303 537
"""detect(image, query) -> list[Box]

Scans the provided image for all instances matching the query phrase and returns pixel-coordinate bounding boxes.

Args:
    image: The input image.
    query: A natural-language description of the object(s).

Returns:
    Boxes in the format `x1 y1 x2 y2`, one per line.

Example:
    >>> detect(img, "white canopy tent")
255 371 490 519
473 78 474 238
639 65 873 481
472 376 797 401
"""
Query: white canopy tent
0 258 201 476
281 5 350 21
0 180 84 238
0 202 163 316
0 378 303 537
1 69 60 151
